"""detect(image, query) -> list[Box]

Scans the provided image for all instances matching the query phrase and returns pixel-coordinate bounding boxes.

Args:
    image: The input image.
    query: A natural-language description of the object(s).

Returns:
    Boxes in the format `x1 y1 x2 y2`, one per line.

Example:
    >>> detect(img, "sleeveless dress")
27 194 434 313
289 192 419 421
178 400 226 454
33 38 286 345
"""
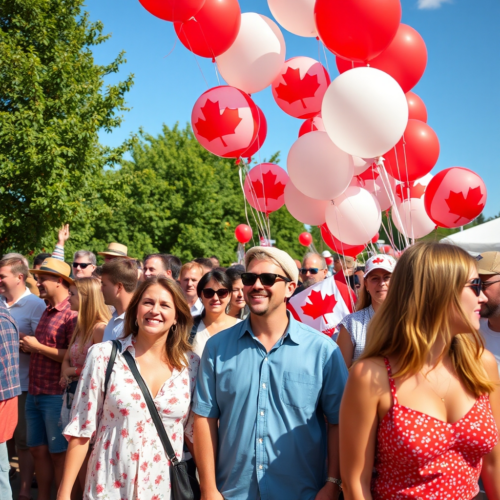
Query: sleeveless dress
372 358 499 500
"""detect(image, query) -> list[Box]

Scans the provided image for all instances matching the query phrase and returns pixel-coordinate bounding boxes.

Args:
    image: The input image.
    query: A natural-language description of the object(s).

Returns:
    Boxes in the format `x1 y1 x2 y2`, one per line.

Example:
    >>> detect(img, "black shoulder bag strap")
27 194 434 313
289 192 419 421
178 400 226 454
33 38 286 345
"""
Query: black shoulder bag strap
122 350 198 500
188 316 203 345
103 340 120 403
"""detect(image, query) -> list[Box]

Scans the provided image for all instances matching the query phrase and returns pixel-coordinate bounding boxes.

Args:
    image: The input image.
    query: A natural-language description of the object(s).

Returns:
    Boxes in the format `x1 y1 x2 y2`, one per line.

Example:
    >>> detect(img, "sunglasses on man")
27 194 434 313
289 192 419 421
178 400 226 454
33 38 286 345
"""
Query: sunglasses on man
72 262 93 269
201 288 230 299
300 268 325 275
241 272 291 287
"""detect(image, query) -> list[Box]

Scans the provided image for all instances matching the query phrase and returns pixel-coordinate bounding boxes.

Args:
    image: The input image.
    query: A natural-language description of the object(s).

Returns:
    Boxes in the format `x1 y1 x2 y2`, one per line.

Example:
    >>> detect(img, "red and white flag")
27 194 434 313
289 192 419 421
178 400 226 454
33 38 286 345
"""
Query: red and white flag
287 277 353 337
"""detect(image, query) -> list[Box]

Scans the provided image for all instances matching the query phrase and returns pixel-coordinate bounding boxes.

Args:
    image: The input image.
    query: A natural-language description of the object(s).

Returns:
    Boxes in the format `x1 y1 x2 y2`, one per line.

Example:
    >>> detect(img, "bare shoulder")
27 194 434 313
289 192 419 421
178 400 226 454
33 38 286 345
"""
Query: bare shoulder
349 356 389 393
481 348 500 381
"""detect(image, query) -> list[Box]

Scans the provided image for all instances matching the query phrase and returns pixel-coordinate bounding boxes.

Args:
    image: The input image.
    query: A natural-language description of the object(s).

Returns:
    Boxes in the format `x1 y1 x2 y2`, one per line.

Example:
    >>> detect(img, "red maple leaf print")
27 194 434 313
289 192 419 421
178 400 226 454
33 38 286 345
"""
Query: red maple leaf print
395 182 426 202
275 67 321 108
251 171 286 200
322 327 336 338
445 187 485 224
301 290 338 323
372 258 384 264
195 99 242 147
357 166 379 184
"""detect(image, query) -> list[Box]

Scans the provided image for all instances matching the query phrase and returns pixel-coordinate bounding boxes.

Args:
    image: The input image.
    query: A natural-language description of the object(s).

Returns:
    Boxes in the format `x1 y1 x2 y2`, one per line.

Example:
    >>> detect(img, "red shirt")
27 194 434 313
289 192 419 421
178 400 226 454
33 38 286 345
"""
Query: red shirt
28 297 77 395
0 397 18 442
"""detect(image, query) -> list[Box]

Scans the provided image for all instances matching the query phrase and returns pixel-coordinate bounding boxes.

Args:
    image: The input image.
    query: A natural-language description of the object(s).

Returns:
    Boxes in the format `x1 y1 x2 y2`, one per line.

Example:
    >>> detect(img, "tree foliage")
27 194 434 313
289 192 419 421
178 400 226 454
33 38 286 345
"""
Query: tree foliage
0 0 133 254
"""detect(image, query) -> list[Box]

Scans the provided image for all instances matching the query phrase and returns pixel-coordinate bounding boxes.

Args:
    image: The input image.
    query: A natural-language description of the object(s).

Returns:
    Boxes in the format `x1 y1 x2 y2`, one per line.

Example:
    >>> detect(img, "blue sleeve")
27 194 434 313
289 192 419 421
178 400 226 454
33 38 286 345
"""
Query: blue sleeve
320 344 348 424
192 341 220 419
30 299 46 336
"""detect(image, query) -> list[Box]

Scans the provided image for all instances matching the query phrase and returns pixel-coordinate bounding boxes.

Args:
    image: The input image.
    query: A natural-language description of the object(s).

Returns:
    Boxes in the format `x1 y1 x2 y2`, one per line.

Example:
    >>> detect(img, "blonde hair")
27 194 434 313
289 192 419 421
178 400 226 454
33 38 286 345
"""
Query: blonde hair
360 242 495 397
180 262 204 278
69 278 111 352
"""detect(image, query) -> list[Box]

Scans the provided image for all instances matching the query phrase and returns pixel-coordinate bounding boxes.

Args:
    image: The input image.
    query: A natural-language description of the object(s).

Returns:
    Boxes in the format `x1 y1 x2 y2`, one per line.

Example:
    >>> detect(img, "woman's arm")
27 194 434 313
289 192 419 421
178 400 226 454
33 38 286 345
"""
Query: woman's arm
92 323 106 344
339 359 382 500
59 348 72 388
337 325 355 368
481 350 500 499
57 437 90 500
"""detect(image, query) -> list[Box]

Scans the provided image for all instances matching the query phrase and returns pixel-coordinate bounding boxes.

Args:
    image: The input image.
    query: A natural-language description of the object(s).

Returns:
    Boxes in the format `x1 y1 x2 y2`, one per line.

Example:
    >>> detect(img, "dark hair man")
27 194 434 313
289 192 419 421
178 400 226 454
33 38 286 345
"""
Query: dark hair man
193 258 214 275
143 254 182 280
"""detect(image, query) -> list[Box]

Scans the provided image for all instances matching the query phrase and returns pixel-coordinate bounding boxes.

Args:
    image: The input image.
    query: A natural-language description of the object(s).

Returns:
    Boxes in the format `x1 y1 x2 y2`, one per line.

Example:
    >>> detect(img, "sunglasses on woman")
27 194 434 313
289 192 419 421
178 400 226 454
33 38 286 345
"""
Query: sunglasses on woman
465 278 482 297
241 272 291 287
201 288 230 299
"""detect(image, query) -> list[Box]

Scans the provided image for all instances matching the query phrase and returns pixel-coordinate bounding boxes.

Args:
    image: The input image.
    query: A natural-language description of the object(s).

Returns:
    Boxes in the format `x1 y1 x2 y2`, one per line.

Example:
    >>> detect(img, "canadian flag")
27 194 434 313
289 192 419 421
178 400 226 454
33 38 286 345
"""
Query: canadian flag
287 277 353 338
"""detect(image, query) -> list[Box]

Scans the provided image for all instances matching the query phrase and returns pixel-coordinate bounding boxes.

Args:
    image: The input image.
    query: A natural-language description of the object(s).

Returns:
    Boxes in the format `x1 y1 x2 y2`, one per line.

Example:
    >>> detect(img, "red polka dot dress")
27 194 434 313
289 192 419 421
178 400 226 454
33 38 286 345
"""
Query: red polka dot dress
371 358 498 500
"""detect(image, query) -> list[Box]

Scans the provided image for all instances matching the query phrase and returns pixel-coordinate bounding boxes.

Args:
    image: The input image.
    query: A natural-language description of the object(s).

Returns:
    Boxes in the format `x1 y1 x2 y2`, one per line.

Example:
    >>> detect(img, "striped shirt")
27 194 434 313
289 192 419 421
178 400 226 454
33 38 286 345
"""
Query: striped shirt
0 303 21 401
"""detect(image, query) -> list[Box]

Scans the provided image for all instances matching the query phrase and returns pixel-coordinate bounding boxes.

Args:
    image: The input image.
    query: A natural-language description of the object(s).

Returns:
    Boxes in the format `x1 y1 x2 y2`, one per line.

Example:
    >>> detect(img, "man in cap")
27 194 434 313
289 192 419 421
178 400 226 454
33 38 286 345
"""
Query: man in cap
98 242 133 263
193 247 348 500
478 252 500 373
23 258 77 500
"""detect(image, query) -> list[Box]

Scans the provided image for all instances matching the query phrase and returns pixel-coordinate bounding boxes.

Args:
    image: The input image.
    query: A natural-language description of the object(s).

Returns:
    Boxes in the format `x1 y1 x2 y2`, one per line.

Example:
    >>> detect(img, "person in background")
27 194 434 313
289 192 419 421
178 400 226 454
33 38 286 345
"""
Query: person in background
194 257 214 275
340 242 500 499
322 251 334 277
191 270 240 358
72 250 97 279
0 257 46 500
180 262 205 316
97 242 134 263
478 251 500 373
0 303 21 500
209 255 220 268
295 252 329 295
100 259 138 342
337 255 396 368
23 259 77 500
143 253 168 279
136 259 144 282
334 256 359 291
58 277 199 500
194 247 348 500
226 265 249 320
33 253 52 270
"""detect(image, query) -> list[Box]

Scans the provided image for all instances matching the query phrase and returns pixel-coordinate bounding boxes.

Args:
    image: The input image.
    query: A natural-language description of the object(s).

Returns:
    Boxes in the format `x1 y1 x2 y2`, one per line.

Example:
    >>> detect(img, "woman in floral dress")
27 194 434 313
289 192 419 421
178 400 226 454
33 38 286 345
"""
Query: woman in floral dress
57 277 199 500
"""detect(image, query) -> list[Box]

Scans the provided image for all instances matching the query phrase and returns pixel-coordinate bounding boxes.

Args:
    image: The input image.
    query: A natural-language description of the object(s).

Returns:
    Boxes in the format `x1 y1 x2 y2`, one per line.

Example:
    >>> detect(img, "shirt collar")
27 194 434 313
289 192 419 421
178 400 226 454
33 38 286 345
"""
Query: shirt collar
239 311 300 345
49 296 70 312
1 287 31 308
119 334 135 352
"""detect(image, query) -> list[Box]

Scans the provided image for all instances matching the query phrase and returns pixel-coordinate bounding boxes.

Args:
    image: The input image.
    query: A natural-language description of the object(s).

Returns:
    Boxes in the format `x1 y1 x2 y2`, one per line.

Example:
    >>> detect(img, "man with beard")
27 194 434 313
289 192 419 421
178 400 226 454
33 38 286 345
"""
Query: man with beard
478 252 500 373
193 247 348 500
293 252 329 296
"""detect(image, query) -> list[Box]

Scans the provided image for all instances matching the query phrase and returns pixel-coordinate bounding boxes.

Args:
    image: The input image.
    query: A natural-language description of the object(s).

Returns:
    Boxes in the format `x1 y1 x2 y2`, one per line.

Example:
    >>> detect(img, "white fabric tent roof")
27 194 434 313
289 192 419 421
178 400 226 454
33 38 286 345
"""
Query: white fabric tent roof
440 218 500 254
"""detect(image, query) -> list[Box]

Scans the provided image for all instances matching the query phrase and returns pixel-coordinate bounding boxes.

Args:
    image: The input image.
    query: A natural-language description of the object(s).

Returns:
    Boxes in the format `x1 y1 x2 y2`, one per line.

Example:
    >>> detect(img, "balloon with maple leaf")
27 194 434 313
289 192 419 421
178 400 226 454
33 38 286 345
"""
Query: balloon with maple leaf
424 167 487 229
320 223 366 259
298 114 325 138
272 56 330 119
191 85 260 158
243 163 289 214
356 164 398 211
241 105 267 160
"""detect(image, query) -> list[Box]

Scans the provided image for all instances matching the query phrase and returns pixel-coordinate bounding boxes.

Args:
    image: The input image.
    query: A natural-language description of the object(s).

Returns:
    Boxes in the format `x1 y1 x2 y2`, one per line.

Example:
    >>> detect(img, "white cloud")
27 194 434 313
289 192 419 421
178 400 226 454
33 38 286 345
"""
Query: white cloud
418 0 452 8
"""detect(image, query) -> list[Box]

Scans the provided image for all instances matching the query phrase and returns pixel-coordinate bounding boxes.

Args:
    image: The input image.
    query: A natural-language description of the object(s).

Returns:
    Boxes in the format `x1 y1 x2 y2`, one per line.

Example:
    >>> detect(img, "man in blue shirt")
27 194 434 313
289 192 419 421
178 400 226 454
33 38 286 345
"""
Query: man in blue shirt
193 247 348 500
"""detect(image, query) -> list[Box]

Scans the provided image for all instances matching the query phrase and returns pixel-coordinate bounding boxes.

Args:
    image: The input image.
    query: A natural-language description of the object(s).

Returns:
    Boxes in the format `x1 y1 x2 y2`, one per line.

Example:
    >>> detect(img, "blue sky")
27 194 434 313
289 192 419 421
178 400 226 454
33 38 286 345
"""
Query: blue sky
85 0 500 217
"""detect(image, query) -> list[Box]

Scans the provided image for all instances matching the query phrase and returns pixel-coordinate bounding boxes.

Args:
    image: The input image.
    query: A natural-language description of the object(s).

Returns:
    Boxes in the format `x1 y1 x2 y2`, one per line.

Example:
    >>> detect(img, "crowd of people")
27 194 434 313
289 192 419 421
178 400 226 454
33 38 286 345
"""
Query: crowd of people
0 224 500 500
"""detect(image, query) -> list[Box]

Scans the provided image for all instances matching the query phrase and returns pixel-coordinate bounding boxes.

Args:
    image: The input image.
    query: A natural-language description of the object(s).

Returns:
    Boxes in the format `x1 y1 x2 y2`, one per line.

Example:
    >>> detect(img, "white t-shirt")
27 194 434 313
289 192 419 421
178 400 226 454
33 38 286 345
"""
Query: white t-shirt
192 319 241 358
480 318 500 375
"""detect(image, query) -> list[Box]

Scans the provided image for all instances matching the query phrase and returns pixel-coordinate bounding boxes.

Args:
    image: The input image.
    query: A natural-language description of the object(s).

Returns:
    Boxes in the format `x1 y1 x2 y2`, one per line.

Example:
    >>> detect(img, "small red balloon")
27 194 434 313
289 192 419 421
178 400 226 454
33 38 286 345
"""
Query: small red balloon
299 232 313 247
138 0 205 22
325 257 334 266
406 91 427 122
315 0 402 63
298 115 325 137
174 0 241 58
384 119 440 182
320 224 366 258
235 224 253 244
241 106 267 159
371 233 379 244
424 167 487 229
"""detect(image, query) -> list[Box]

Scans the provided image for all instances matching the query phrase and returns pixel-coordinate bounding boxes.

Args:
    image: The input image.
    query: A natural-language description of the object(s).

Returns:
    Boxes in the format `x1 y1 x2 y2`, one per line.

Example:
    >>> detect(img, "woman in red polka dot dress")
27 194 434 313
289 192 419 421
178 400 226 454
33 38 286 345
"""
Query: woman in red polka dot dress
339 243 500 499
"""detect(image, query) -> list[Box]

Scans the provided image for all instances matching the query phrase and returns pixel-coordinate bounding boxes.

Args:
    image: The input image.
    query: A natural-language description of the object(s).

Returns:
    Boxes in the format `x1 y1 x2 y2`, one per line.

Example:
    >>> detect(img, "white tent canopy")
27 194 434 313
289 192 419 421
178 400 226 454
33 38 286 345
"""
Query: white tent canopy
440 218 500 254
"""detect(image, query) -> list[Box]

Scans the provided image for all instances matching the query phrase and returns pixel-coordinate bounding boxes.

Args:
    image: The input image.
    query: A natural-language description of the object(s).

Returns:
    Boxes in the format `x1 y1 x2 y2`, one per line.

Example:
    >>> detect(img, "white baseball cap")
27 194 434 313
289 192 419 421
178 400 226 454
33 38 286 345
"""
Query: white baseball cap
364 254 397 278
322 250 332 258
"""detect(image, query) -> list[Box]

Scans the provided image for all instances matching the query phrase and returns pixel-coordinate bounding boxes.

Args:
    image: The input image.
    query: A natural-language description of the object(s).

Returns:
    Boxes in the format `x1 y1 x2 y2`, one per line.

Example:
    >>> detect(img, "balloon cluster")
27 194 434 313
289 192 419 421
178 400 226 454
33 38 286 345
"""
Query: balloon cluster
139 0 488 255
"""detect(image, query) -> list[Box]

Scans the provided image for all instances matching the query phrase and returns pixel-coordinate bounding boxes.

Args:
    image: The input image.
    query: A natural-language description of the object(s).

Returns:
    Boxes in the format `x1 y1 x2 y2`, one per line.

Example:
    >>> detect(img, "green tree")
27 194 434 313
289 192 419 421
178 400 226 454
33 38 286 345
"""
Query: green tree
0 0 133 254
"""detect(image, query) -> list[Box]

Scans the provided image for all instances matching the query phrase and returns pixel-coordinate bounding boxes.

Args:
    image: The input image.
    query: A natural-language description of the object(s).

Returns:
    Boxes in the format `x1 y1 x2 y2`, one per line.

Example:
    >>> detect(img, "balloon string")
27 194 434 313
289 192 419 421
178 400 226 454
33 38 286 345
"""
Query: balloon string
163 38 178 59
401 139 415 244
176 23 210 89
321 42 331 76
239 164 265 246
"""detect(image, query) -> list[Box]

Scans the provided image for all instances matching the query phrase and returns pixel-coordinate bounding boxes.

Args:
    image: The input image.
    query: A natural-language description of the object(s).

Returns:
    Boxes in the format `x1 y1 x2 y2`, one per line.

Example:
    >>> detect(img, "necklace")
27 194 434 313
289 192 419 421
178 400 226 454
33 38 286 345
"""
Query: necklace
419 369 453 403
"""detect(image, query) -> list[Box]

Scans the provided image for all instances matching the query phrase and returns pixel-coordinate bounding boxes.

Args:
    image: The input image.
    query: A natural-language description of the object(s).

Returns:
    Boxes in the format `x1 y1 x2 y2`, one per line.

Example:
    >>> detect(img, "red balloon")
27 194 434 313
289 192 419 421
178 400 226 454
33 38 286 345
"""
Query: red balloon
424 167 487 229
384 119 440 182
235 224 253 244
244 163 289 214
371 233 379 244
174 0 241 58
325 257 334 266
315 0 402 63
138 0 205 22
406 91 427 122
298 115 325 137
299 232 313 247
241 106 267 159
320 224 366 258
336 24 427 93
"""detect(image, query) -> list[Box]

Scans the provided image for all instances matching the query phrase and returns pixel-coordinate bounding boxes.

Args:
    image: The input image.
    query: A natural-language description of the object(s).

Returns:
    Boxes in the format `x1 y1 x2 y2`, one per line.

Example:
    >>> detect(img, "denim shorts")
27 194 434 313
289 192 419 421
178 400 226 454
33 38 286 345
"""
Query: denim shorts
25 393 68 454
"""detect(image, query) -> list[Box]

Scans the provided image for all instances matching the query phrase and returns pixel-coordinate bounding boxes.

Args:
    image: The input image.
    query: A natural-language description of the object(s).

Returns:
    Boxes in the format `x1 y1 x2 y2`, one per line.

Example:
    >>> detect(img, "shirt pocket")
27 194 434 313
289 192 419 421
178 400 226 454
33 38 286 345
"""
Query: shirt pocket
280 371 318 409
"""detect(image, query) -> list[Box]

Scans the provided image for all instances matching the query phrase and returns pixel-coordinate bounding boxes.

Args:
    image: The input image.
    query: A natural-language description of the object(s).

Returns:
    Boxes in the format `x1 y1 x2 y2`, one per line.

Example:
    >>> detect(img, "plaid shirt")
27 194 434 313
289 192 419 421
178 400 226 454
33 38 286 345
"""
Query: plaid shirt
29 297 77 395
0 303 21 401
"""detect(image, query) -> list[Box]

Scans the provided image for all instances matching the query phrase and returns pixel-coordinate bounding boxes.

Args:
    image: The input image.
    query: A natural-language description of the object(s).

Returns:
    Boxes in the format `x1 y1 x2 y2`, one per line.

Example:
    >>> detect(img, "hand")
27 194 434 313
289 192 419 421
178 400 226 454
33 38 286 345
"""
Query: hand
315 481 339 500
61 366 75 380
57 224 70 246
20 336 41 353
59 376 68 389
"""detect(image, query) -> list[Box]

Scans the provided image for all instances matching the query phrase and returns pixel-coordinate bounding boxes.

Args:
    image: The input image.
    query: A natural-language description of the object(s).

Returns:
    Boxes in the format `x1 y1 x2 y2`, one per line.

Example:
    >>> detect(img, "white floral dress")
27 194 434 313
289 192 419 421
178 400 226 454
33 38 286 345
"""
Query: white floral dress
64 336 200 500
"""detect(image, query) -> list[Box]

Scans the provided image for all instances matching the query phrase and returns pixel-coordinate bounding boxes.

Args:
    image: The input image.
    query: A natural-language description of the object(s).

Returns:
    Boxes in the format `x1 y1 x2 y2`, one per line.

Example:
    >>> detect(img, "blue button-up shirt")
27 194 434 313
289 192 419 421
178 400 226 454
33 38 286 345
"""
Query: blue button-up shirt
193 313 348 500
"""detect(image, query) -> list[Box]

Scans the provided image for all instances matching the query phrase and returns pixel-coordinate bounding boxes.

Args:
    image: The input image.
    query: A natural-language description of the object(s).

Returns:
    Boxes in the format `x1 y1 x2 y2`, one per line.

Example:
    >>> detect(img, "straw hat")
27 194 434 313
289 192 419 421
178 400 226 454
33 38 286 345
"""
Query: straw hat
97 242 133 259
29 258 74 286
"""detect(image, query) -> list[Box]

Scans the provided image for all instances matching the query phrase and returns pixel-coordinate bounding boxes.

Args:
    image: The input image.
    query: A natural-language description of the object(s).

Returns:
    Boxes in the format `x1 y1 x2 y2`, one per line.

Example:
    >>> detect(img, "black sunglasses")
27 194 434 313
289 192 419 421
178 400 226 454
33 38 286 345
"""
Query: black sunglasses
241 272 291 287
466 278 482 297
201 288 229 299
300 267 323 275
481 279 500 290
72 262 92 269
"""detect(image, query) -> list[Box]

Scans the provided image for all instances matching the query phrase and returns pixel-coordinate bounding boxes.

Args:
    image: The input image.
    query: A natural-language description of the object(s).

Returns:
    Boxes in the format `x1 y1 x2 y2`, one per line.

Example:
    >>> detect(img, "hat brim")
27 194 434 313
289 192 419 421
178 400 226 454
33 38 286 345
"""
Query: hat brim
364 265 394 279
477 269 499 276
97 252 134 259
28 269 74 286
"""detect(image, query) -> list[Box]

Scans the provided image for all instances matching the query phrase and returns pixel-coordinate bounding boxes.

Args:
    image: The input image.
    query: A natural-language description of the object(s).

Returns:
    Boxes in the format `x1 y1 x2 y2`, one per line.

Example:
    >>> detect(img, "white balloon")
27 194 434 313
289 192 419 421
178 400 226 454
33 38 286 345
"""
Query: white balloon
392 198 435 239
287 131 354 201
267 0 317 38
325 187 382 245
284 181 330 225
216 13 286 94
352 157 374 176
322 67 408 158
